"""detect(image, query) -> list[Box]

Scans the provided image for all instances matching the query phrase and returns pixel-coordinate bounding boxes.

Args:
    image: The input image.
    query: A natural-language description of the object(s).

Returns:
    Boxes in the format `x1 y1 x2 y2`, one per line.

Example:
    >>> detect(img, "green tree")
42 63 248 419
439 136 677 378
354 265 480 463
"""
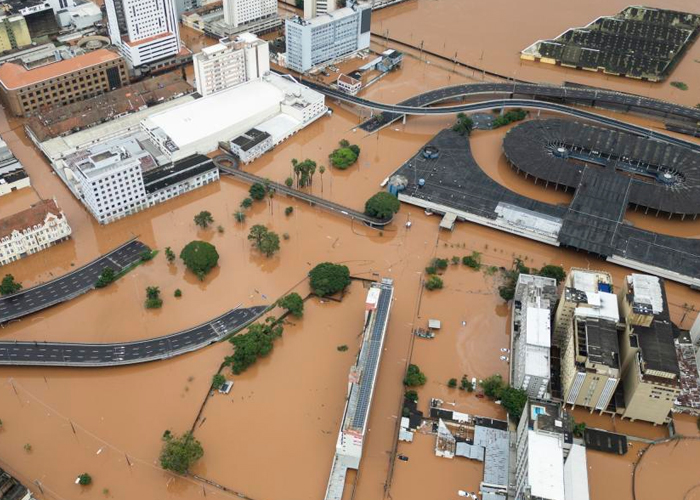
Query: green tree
165 247 176 263
319 165 326 194
95 268 116 288
258 231 280 257
249 183 266 201
404 364 427 387
364 191 400 220
425 275 443 290
285 177 293 188
278 292 304 317
225 321 283 374
248 224 268 246
498 286 515 301
211 373 226 389
180 241 219 280
480 374 504 398
285 206 294 216
292 159 317 187
448 378 457 388
174 289 182 298
432 258 449 271
462 252 482 270
460 375 473 391
240 198 253 209
0 274 22 295
452 112 474 136
234 211 246 223
404 390 418 402
145 286 162 309
538 264 566 284
194 210 214 229
309 262 351 297
159 431 204 474
499 386 528 420
573 421 587 438
78 473 92 486
330 147 358 169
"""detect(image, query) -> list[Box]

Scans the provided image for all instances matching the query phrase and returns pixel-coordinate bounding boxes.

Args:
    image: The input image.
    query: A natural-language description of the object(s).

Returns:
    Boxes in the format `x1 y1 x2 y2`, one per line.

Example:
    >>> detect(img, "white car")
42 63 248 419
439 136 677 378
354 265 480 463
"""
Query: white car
500 356 509 362
500 348 509 352
218 381 233 394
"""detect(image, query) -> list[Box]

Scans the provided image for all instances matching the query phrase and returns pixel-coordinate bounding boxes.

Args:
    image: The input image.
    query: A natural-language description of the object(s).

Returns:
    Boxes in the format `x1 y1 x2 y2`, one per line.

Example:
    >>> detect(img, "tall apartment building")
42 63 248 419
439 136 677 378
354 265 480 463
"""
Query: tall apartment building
618 274 681 425
173 0 201 17
304 0 336 19
0 137 29 197
105 0 181 67
0 13 31 51
0 48 128 117
553 268 614 346
0 198 72 266
514 399 589 500
285 2 371 73
223 0 276 28
193 32 269 96
512 274 558 400
555 269 621 413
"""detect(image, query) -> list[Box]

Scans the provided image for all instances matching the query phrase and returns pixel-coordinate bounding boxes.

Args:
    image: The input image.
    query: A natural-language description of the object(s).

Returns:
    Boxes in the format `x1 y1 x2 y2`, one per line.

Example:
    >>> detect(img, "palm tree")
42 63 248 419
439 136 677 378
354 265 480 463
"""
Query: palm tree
146 286 160 300
291 159 299 188
194 211 214 229
319 165 325 195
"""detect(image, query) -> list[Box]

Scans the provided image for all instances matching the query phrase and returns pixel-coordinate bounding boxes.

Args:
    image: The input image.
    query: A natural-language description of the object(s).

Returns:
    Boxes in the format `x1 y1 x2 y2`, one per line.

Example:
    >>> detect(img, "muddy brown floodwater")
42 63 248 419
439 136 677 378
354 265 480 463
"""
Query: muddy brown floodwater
1 4 699 499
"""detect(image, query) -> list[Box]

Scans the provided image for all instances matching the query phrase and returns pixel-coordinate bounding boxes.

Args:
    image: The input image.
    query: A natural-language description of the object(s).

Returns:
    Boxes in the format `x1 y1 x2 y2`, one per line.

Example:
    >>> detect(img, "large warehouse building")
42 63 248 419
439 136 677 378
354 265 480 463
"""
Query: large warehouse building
141 72 326 162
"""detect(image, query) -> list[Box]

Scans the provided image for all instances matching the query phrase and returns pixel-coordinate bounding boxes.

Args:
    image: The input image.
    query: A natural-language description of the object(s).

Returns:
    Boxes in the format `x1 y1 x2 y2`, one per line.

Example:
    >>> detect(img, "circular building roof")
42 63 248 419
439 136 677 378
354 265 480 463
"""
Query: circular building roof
502 119 700 216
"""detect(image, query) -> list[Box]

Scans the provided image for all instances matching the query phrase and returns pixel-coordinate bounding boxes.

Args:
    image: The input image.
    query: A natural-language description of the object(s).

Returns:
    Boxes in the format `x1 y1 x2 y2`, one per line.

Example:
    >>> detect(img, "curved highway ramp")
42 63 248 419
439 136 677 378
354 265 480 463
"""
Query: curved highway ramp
0 305 268 367
0 239 150 325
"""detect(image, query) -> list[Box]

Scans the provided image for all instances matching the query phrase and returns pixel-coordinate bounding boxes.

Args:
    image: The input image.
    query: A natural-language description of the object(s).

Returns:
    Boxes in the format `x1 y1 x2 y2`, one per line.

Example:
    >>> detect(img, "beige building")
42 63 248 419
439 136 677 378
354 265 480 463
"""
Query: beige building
0 49 128 117
618 274 681 425
0 198 72 266
0 14 31 52
556 269 621 413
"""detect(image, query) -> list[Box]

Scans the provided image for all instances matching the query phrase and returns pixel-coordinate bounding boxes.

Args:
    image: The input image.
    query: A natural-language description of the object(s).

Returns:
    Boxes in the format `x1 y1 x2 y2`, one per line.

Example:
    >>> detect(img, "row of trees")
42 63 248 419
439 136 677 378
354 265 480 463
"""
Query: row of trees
248 225 280 257
480 374 528 420
492 108 528 129
224 318 284 374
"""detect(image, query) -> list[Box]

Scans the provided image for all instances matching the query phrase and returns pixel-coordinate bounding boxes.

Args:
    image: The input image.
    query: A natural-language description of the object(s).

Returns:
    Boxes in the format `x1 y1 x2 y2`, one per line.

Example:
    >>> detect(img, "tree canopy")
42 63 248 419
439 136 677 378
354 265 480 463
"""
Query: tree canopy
95 268 116 288
225 320 284 374
425 275 443 291
249 183 267 201
159 431 204 474
329 140 360 169
180 241 219 280
193 210 214 229
291 158 317 188
278 292 304 317
364 191 400 220
479 373 528 420
247 225 280 257
537 264 566 284
309 262 351 297
403 364 427 387
452 112 474 136
0 274 22 296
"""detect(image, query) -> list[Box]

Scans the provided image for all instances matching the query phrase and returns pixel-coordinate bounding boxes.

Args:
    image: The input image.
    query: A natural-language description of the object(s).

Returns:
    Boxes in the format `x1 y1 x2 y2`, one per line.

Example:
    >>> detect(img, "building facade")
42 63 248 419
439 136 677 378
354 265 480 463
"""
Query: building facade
554 269 621 413
337 73 361 95
0 49 128 117
285 3 371 73
193 33 269 96
0 137 30 196
618 274 681 425
0 14 32 52
223 0 276 28
0 198 72 266
512 274 558 400
105 0 181 67
304 0 336 19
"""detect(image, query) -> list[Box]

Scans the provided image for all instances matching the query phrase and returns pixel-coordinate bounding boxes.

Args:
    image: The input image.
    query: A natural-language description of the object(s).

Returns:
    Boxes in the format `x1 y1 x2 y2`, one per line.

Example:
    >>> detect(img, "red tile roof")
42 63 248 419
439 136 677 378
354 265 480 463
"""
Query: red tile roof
0 199 64 240
0 49 122 90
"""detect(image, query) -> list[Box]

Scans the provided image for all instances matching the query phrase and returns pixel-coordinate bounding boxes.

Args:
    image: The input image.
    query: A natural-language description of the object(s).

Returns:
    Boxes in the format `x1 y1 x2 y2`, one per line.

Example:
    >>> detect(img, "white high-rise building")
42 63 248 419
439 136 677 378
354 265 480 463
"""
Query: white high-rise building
193 33 270 96
285 2 371 74
304 0 336 19
105 0 181 67
223 0 276 28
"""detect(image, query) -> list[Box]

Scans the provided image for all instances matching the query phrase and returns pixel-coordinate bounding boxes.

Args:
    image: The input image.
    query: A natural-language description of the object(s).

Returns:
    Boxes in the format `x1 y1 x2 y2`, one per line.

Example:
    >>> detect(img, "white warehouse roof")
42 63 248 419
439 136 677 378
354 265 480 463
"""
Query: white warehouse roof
564 444 590 500
142 78 283 151
528 431 565 500
526 307 551 348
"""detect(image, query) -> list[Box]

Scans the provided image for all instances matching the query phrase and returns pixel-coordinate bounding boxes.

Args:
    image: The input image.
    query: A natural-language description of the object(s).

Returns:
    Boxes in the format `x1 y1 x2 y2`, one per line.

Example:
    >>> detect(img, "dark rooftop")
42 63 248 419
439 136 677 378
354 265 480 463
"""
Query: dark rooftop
581 318 620 369
231 128 271 152
143 155 216 194
503 119 700 217
584 428 628 455
523 6 700 81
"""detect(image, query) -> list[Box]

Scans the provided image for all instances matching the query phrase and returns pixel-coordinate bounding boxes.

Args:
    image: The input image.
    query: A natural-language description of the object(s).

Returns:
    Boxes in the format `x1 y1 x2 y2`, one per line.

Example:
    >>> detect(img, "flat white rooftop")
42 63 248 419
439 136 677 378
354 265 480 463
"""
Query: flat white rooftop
574 291 619 322
528 431 565 500
526 307 551 348
143 78 283 150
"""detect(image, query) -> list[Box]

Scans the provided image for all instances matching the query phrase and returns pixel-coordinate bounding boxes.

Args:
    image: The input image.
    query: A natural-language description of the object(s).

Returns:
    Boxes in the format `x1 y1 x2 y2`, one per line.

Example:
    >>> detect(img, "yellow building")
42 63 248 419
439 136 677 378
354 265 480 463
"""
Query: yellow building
0 14 31 52
617 274 681 425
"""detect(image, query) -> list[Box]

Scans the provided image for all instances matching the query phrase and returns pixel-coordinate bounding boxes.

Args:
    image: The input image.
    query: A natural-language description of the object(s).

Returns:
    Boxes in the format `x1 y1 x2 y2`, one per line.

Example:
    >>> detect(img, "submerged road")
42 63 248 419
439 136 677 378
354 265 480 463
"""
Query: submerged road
0 305 268 367
294 77 700 152
215 158 392 227
0 239 149 325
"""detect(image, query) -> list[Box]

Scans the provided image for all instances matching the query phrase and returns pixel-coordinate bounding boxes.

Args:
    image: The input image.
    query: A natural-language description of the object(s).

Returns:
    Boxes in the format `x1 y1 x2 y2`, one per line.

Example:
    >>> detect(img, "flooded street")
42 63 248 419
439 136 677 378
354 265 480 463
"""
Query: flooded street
1 1 700 499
